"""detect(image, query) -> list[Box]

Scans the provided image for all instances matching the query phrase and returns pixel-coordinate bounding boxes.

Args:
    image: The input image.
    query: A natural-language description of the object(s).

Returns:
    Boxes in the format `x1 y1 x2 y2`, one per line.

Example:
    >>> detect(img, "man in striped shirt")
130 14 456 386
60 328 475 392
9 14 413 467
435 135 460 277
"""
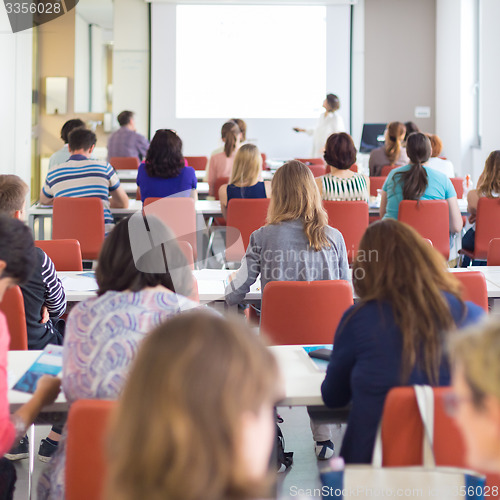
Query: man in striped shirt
40 128 129 233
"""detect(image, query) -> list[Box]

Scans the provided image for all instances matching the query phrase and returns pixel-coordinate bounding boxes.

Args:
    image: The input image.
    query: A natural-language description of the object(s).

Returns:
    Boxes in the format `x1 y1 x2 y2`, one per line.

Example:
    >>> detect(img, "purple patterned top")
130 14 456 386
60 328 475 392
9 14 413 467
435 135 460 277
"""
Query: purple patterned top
38 288 198 500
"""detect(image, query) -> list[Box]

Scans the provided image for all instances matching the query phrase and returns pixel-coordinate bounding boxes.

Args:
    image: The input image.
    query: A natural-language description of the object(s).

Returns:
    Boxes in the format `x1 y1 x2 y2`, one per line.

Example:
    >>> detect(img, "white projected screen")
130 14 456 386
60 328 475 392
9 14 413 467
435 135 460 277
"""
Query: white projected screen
176 5 327 119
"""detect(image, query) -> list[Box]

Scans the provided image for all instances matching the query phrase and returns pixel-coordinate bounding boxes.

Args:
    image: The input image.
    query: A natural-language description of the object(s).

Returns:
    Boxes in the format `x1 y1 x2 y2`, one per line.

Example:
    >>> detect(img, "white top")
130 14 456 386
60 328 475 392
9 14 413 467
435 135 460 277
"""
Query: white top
307 111 346 157
426 157 455 178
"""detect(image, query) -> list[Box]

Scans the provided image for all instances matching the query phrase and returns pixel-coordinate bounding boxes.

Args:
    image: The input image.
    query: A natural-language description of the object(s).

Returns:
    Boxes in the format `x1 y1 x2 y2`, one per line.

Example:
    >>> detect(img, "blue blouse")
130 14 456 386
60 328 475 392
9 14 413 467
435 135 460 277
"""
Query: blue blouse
321 293 484 464
137 163 197 201
226 181 266 203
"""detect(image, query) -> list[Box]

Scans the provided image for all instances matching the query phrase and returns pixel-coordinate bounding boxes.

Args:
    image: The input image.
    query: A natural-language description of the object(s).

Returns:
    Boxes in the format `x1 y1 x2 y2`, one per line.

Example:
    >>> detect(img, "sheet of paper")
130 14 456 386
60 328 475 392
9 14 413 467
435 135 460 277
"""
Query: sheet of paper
60 274 98 291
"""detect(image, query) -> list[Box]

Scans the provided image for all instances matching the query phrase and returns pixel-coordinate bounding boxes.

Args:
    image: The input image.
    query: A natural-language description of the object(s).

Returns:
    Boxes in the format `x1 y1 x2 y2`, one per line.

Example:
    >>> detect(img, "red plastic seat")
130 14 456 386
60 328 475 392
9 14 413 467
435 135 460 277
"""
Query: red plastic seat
35 239 83 271
52 198 105 261
381 165 397 177
225 198 270 263
184 156 208 171
450 177 464 199
307 164 327 177
452 271 488 312
398 200 450 260
488 239 500 266
323 201 369 264
350 164 358 173
260 280 353 345
460 198 500 261
369 176 387 197
109 156 139 170
65 399 116 500
143 197 198 260
0 286 27 350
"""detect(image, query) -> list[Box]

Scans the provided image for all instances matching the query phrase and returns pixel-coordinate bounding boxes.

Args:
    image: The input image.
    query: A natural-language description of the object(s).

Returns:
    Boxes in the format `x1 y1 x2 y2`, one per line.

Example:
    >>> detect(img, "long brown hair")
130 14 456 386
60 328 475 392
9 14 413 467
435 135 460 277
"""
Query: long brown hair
394 132 430 200
221 121 240 158
384 121 406 164
106 311 280 500
352 219 464 383
477 150 500 198
267 160 330 251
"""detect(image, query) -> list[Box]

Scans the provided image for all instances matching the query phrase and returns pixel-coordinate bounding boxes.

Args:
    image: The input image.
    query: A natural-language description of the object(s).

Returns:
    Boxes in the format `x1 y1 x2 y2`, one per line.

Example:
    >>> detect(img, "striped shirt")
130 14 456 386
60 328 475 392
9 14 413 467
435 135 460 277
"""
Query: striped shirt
320 173 369 202
42 154 121 230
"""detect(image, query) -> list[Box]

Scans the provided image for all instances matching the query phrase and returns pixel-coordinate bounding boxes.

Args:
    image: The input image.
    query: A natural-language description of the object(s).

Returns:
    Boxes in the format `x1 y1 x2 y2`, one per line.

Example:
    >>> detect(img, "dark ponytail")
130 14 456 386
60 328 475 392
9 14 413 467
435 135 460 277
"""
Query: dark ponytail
394 132 431 200
221 121 240 158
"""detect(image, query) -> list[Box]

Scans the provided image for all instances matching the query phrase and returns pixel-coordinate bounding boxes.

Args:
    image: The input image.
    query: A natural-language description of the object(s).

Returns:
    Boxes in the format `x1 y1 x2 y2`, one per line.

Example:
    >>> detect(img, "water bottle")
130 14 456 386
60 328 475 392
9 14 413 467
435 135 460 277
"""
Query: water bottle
462 175 474 199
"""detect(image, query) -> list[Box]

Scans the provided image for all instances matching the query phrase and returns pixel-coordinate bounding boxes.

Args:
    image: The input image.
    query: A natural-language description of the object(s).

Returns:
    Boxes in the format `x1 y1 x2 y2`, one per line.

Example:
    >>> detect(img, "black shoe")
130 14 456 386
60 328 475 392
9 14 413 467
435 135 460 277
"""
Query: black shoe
38 439 58 463
4 435 29 461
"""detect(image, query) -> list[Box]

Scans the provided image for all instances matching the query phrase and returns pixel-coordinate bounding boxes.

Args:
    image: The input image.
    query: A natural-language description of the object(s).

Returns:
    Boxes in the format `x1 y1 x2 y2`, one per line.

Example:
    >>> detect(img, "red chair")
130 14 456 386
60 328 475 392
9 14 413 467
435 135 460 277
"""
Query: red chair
214 176 230 201
488 239 500 266
143 197 198 260
109 157 139 170
260 280 353 345
398 200 450 260
381 165 396 177
35 239 83 271
381 387 500 496
295 158 325 165
452 271 488 312
0 286 27 350
185 156 208 171
225 199 270 263
52 198 105 261
308 164 327 177
369 176 387 197
323 201 369 264
350 164 358 173
460 198 500 261
450 177 464 199
65 399 115 500
261 153 267 169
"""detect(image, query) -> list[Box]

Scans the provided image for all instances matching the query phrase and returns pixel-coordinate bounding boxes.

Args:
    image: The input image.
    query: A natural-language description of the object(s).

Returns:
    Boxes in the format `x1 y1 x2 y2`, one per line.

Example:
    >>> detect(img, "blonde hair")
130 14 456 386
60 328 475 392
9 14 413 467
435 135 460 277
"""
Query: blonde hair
267 160 330 251
477 150 500 198
106 311 280 500
384 122 406 164
230 144 262 186
449 319 500 408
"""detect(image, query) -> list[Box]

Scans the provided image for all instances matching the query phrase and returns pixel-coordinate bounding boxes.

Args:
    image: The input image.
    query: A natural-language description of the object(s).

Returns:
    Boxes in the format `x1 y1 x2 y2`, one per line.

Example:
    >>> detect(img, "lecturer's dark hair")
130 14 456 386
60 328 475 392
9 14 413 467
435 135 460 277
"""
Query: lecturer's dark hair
326 94 340 112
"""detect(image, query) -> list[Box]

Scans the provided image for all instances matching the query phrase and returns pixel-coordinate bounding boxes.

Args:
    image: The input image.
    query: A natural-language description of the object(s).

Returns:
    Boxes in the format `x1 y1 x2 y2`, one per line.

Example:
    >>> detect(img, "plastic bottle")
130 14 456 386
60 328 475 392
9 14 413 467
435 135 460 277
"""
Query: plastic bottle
462 174 474 199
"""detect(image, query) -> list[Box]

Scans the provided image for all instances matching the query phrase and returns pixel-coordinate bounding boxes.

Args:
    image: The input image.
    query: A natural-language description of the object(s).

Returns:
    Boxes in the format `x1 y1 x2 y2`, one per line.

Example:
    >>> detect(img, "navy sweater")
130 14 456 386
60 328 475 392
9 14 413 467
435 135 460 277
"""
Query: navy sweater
321 293 484 464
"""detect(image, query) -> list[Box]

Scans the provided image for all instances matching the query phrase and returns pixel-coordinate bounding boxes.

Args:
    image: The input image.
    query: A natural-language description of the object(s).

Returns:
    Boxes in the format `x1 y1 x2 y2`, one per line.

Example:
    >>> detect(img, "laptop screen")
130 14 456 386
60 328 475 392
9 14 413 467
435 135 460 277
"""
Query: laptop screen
359 123 387 153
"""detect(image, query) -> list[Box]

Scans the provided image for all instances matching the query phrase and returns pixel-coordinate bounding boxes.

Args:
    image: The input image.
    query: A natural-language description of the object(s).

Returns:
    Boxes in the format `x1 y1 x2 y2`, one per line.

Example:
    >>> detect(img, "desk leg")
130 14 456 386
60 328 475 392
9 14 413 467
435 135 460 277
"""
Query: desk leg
28 214 35 239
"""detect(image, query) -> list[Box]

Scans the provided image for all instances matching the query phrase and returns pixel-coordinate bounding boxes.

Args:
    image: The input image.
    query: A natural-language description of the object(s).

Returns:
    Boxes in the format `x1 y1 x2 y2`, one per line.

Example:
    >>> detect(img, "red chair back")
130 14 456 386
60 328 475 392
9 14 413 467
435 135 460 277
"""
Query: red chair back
398 200 450 260
369 176 387 197
185 156 208 171
381 165 396 177
52 198 105 261
109 157 139 170
65 399 115 500
260 280 353 345
225 198 270 262
143 197 198 259
323 201 369 264
35 239 83 271
308 164 327 177
261 153 267 169
295 158 325 165
473 198 500 260
488 239 500 266
350 164 358 173
450 177 464 199
0 286 27 350
214 176 230 201
452 271 489 312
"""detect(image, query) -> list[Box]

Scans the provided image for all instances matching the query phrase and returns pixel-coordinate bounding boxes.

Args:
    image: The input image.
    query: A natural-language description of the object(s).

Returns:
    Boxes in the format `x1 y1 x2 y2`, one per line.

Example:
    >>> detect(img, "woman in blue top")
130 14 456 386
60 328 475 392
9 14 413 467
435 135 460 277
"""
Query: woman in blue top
380 132 463 234
321 219 484 464
218 144 271 217
136 129 197 202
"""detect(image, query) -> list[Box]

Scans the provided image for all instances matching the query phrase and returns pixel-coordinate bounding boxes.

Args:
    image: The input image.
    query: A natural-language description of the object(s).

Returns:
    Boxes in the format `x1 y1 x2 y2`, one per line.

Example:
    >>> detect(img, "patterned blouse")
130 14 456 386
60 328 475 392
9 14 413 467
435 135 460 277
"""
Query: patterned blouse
38 288 198 500
320 173 369 202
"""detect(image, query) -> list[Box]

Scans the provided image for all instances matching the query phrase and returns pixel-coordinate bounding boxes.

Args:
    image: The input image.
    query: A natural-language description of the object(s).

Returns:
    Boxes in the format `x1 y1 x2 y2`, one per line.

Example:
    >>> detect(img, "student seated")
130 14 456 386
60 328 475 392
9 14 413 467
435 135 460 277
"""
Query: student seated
218 144 271 218
380 132 463 234
40 128 129 234
426 134 455 178
106 311 281 500
38 216 198 500
48 119 85 169
136 129 197 202
321 219 484 464
317 132 370 202
0 216 61 499
462 150 500 265
0 175 66 462
107 110 150 162
369 121 408 176
208 121 241 196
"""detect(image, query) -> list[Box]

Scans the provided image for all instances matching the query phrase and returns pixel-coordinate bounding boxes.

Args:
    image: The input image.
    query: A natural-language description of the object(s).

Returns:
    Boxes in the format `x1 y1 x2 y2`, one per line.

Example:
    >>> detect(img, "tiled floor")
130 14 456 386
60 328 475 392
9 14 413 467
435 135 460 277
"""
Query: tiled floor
11 409 346 499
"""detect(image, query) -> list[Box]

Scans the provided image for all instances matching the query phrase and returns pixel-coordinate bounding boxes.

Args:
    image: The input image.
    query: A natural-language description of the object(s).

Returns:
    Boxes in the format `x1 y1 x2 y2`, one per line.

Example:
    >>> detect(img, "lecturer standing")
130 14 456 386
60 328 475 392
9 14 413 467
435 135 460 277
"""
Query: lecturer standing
294 94 346 158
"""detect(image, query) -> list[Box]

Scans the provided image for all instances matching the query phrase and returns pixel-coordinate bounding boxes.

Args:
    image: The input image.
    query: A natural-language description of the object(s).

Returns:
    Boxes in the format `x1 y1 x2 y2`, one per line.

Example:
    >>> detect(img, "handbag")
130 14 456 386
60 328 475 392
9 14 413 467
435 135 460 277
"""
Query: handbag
320 385 486 499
